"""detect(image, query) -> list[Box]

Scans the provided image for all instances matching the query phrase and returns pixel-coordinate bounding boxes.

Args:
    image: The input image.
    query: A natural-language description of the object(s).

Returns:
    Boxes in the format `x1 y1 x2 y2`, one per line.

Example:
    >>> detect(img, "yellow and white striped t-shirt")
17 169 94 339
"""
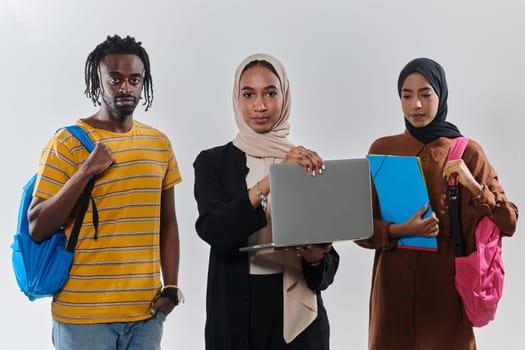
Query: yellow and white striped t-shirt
33 119 182 324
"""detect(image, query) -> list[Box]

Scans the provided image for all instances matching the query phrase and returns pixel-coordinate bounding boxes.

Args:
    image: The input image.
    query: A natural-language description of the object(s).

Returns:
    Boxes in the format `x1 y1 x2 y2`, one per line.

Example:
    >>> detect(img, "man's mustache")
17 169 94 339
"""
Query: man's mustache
114 94 138 102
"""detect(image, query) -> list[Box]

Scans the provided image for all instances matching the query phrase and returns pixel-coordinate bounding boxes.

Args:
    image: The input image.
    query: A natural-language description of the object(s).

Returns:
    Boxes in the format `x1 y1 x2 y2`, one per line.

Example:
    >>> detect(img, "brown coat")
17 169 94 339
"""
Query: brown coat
357 130 518 350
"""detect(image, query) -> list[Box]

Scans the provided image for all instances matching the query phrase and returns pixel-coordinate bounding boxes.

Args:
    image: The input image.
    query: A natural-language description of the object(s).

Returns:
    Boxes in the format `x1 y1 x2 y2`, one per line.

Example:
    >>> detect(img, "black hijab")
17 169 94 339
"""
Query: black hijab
397 57 462 144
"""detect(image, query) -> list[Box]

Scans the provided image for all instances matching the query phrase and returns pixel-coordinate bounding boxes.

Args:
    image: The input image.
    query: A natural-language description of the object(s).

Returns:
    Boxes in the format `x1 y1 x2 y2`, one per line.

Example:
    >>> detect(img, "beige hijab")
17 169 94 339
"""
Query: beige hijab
232 53 294 157
232 53 317 343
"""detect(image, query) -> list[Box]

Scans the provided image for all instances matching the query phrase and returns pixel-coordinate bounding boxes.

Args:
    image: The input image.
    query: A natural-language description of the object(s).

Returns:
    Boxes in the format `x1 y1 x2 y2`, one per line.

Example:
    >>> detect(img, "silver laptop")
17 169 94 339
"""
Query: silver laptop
239 158 374 252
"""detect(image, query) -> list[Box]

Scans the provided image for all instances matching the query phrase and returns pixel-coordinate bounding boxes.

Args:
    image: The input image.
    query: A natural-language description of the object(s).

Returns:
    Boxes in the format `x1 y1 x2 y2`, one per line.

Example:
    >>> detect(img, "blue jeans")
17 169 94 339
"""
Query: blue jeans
52 312 166 350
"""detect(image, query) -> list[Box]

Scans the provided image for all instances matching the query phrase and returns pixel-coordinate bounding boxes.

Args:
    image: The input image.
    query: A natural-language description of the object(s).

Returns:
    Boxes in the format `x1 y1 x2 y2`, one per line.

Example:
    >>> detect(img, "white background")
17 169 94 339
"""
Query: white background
1 0 523 349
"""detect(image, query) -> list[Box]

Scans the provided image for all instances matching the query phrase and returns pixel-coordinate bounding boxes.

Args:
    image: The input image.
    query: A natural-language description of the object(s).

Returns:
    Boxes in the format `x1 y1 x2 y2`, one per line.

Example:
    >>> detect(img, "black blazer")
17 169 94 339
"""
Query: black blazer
194 142 339 350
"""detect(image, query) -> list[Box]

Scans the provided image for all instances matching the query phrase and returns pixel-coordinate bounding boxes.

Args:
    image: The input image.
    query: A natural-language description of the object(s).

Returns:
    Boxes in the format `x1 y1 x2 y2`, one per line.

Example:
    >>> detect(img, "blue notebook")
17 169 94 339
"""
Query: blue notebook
367 155 437 252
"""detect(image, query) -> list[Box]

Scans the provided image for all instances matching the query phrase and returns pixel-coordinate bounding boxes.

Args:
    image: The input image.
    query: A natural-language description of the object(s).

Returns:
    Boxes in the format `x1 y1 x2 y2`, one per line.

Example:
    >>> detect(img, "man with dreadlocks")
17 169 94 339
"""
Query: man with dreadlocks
27 34 183 349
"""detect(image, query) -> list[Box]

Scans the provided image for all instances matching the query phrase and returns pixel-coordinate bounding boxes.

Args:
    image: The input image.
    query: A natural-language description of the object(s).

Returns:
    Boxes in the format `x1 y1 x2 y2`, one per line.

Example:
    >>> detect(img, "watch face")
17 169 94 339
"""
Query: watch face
161 287 182 305
177 288 185 304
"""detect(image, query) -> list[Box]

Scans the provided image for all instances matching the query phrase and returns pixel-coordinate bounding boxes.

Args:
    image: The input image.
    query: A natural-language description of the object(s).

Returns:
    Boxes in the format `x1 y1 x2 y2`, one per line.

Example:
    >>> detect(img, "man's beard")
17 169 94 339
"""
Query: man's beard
101 92 139 119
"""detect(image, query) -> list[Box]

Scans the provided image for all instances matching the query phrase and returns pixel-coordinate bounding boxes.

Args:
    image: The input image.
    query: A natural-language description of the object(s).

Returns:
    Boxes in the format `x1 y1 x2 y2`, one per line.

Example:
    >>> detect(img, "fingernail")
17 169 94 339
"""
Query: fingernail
307 167 311 172
322 164 326 170
312 170 316 176
319 168 323 174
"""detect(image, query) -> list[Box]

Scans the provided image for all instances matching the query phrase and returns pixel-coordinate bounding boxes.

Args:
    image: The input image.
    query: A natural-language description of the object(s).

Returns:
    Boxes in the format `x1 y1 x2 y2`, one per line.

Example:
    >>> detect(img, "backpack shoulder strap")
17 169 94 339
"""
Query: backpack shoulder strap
64 125 95 153
61 125 98 251
447 136 470 257
447 136 470 161
447 137 470 187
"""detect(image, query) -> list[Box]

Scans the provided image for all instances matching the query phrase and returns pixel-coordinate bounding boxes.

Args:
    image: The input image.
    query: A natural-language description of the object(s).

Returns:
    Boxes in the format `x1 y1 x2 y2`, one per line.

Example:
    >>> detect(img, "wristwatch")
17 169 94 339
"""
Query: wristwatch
160 285 184 306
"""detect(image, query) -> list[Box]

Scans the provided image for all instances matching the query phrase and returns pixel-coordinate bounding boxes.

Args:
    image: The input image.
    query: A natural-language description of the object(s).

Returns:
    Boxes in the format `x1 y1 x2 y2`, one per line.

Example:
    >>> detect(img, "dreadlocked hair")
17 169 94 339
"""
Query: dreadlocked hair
84 34 154 111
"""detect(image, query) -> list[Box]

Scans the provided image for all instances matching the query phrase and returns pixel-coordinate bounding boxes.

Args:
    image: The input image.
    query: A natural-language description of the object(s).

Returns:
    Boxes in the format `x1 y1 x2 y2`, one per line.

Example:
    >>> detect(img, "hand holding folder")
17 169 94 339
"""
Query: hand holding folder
366 155 438 252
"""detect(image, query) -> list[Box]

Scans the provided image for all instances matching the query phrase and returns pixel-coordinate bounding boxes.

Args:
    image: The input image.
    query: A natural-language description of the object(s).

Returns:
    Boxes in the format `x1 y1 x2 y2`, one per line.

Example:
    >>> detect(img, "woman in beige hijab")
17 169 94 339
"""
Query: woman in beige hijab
194 53 339 350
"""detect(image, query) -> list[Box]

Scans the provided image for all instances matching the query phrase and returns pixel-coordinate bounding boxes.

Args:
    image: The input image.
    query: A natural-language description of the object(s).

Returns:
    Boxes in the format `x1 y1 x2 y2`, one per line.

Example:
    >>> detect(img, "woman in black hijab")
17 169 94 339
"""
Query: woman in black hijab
356 57 518 349
398 57 462 143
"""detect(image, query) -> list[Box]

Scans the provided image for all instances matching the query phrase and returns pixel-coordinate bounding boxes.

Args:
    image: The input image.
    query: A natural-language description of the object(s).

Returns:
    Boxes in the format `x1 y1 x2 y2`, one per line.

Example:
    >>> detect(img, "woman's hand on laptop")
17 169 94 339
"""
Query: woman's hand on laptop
283 146 325 176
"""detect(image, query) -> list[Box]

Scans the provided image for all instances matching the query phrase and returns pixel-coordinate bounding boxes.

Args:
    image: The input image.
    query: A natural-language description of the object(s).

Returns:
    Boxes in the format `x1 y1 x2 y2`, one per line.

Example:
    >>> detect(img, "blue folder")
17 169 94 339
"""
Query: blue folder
366 155 437 252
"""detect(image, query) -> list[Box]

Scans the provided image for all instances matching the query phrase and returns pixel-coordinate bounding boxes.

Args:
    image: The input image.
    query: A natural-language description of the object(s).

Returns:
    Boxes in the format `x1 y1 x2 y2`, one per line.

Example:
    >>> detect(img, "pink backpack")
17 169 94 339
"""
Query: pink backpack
448 137 504 327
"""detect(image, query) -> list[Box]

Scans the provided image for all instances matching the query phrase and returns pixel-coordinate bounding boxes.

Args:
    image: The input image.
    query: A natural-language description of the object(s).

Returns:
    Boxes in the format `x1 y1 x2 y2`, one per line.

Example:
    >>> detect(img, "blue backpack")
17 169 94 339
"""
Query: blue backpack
11 125 96 301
